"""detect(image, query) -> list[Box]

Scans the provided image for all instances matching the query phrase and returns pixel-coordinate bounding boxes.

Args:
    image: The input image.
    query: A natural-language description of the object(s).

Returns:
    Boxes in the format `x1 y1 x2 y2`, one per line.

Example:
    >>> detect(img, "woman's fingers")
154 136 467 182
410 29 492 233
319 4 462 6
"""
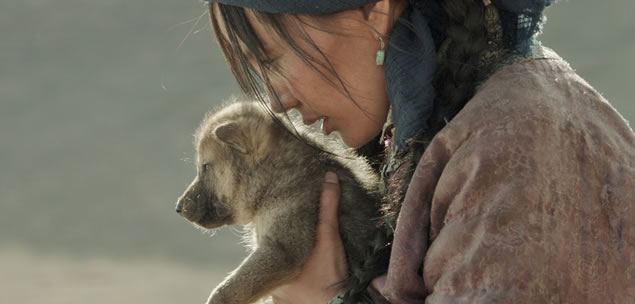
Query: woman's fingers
315 171 346 282
319 171 341 238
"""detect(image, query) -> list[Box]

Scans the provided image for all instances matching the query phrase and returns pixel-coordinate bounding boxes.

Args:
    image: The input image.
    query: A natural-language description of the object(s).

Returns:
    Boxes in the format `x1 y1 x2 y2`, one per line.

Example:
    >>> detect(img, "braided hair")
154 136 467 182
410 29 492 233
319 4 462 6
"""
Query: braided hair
426 0 489 141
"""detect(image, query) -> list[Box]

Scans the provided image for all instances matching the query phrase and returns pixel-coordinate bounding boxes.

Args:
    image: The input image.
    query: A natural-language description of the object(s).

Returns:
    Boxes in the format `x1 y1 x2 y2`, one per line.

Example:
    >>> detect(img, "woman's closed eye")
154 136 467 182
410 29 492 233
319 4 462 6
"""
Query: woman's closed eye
261 56 279 69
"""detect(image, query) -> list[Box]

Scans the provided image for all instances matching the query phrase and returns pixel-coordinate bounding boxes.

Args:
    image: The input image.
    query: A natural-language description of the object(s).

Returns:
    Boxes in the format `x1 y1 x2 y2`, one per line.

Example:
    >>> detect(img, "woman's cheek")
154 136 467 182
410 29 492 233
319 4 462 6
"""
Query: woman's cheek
283 60 320 102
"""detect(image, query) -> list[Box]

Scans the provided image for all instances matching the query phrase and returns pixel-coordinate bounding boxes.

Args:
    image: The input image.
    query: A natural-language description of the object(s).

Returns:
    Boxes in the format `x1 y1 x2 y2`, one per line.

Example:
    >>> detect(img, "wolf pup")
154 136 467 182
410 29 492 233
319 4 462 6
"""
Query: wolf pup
176 101 390 304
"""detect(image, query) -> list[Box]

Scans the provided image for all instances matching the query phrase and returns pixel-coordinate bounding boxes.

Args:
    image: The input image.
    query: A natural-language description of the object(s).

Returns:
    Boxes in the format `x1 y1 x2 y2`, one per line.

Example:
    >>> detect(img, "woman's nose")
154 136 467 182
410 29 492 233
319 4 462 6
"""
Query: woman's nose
269 92 298 113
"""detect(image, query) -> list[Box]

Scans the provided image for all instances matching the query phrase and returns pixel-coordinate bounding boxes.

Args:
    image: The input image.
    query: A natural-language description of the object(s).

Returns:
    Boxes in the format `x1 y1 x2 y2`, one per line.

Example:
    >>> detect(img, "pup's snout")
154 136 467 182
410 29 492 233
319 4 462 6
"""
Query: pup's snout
175 201 183 214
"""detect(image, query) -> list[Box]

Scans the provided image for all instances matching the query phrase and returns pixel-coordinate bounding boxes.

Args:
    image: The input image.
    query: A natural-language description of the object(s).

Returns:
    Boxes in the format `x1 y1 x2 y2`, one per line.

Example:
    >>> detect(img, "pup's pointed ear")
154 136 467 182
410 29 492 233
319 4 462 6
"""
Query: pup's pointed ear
214 122 250 154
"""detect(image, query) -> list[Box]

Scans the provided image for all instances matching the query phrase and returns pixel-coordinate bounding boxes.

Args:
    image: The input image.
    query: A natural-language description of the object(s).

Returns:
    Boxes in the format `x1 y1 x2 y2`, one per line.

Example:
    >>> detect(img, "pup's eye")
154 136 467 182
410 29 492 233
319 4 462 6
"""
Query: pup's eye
201 164 210 173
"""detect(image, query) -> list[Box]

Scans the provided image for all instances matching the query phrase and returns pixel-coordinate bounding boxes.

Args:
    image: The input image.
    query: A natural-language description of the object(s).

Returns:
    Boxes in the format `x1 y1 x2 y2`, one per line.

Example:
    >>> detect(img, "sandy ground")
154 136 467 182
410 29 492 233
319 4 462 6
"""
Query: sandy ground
0 246 235 304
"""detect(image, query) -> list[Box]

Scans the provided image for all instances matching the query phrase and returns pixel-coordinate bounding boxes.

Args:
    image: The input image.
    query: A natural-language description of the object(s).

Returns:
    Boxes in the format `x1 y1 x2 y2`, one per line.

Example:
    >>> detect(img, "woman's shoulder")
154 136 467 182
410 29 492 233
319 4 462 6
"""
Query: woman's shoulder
438 46 634 151
468 46 599 121
425 46 635 175
468 46 604 114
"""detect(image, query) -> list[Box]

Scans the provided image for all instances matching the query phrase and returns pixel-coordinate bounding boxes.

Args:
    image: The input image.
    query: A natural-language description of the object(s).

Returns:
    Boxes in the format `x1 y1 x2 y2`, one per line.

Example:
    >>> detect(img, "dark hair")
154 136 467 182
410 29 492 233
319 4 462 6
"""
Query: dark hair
424 0 488 141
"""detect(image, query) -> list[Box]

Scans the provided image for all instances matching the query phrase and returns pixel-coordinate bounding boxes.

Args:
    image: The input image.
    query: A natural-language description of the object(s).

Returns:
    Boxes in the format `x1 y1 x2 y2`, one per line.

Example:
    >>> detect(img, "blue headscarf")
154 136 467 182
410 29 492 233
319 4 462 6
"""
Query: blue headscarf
206 0 552 148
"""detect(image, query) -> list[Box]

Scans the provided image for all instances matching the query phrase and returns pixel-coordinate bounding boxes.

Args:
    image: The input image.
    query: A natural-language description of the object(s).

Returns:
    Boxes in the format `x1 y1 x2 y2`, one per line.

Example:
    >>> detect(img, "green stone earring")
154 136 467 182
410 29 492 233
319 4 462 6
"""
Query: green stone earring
376 36 385 66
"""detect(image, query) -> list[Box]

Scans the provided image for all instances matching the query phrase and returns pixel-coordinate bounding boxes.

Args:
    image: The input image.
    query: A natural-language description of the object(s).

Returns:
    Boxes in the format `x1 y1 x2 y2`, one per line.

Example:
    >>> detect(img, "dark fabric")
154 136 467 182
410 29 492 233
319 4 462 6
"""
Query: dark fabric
493 0 554 53
384 2 436 148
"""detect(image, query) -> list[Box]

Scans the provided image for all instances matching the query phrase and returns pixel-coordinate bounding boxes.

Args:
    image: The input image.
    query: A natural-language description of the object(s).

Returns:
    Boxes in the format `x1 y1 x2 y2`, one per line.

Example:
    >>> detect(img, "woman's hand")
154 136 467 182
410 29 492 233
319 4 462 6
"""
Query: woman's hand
271 171 347 304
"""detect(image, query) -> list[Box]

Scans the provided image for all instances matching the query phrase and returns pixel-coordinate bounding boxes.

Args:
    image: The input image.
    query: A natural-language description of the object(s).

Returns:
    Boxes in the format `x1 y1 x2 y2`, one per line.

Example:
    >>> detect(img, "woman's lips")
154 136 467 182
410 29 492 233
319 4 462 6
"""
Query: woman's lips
302 116 333 135
303 117 320 126
321 117 333 135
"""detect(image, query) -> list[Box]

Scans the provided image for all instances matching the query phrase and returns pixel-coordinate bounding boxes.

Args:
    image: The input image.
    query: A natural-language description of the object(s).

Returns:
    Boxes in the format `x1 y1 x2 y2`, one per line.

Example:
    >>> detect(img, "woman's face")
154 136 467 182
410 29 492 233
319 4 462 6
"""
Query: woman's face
245 10 391 148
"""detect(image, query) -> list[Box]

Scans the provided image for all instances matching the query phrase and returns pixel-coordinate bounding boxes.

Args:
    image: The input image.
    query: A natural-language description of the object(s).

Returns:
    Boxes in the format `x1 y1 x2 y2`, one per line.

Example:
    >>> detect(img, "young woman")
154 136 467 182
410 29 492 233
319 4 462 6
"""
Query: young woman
204 0 635 303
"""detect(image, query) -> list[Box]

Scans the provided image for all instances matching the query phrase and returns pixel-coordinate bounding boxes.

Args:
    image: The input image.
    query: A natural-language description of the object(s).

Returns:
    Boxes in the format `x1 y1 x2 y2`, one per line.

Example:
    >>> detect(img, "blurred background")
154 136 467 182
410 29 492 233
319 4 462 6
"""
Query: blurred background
1 1 633 303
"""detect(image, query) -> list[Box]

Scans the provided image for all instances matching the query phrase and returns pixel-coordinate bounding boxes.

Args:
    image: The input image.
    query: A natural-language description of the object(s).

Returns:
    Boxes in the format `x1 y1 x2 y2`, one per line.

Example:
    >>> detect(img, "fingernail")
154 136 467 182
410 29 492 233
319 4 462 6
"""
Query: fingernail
325 171 338 184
